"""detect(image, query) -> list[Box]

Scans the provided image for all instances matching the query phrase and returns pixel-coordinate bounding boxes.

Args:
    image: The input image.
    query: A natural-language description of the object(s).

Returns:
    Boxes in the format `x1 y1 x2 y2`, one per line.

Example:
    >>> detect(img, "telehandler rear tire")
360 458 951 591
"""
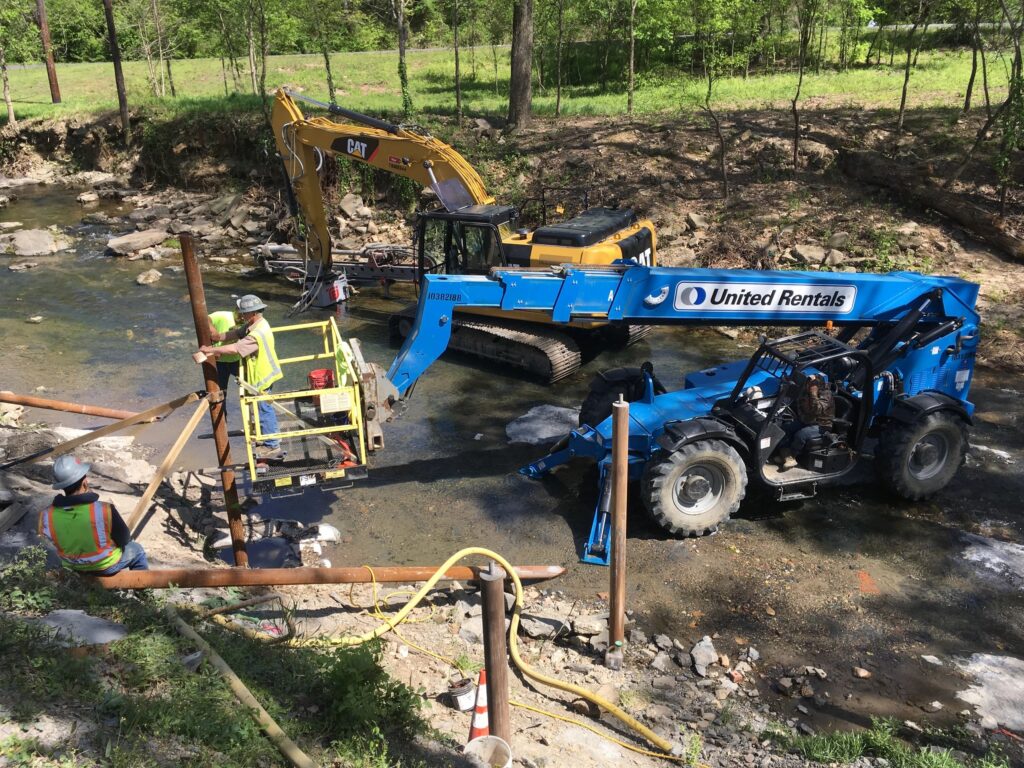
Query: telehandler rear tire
877 411 968 500
642 440 747 537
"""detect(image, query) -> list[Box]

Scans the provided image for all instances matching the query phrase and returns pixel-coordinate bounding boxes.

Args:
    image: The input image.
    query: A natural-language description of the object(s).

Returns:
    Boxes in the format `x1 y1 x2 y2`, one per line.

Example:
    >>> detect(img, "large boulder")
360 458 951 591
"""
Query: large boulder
107 229 169 256
1 229 62 257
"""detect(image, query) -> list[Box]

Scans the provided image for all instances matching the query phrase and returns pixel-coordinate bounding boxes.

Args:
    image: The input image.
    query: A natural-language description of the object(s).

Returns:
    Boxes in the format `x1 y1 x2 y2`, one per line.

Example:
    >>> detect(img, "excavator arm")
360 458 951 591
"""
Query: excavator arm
271 89 494 273
386 264 981 396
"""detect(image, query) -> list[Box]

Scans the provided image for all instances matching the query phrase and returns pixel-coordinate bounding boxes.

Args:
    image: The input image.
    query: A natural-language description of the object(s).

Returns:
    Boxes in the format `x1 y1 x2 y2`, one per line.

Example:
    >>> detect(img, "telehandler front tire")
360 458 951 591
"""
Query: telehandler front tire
642 440 747 537
876 411 968 500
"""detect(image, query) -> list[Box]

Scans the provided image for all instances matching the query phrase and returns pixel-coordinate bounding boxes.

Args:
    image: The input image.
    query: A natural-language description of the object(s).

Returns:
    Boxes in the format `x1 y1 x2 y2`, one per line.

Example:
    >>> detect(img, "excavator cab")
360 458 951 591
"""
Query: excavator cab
416 206 517 275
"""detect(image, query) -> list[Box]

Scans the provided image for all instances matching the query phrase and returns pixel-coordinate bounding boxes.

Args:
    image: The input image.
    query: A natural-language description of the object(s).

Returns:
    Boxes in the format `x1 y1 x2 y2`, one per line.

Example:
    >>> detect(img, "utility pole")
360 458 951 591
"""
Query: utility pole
101 0 131 145
35 0 61 104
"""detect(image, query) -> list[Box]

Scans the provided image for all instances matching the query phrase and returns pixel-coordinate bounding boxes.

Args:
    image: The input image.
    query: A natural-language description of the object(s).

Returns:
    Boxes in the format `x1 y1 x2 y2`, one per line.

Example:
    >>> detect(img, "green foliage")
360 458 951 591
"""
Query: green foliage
0 547 56 613
784 718 1011 768
316 641 424 740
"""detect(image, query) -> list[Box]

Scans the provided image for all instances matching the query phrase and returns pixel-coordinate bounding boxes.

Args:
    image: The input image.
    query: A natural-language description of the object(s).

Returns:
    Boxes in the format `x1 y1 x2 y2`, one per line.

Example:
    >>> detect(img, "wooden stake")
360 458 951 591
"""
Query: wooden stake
480 561 511 744
126 398 209 535
606 395 628 670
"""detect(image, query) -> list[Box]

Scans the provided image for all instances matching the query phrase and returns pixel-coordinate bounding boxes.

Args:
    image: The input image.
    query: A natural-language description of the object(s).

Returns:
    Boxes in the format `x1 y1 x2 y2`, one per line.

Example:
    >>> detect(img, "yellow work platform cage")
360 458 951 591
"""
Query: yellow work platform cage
239 318 370 497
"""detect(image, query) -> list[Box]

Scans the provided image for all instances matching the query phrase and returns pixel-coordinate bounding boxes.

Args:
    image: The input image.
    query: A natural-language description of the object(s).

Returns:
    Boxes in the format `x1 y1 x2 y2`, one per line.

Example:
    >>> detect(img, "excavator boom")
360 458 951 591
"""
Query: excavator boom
272 89 493 271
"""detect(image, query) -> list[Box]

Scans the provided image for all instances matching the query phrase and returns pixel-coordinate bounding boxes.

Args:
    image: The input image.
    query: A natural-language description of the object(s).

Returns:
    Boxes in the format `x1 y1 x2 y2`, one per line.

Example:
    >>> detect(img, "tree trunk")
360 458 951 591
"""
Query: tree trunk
165 56 176 97
964 29 979 113
508 0 534 129
792 3 817 171
1 46 17 127
980 33 992 117
321 45 336 105
703 74 728 199
895 3 928 142
840 148 1024 262
627 0 637 115
555 0 563 117
394 0 412 116
866 24 883 65
101 0 130 145
246 11 258 95
35 0 61 103
150 0 167 97
912 20 931 67
453 0 462 121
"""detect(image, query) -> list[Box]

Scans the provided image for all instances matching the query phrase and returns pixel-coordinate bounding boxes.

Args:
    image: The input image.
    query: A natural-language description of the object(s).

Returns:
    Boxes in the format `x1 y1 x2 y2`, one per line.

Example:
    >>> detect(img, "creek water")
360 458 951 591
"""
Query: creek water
5 185 1024 737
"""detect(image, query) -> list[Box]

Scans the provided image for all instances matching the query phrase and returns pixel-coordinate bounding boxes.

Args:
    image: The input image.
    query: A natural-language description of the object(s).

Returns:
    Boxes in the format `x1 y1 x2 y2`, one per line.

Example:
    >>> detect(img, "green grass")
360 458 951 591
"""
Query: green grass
2 46 1013 127
0 547 431 768
785 717 1010 768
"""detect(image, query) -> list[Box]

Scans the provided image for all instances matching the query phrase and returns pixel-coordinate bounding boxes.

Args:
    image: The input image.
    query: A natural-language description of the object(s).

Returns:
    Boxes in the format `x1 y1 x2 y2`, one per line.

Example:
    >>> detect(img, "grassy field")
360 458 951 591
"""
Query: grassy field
2 45 1013 126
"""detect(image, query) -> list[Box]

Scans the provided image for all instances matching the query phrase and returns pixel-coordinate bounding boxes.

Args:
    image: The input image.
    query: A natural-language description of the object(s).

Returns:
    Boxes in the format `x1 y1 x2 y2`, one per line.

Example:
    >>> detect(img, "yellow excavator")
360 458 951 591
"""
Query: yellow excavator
269 88 657 382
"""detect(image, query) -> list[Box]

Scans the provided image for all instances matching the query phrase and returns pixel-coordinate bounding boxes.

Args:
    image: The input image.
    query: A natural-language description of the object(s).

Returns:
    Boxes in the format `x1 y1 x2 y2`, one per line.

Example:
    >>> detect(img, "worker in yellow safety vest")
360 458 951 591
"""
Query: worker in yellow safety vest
39 455 149 574
208 309 242 393
199 294 284 459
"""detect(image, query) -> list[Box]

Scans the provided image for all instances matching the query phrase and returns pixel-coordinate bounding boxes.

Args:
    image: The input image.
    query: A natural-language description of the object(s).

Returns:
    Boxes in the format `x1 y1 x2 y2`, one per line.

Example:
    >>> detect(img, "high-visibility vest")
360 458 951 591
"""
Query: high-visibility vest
242 316 283 392
210 311 241 363
39 501 123 572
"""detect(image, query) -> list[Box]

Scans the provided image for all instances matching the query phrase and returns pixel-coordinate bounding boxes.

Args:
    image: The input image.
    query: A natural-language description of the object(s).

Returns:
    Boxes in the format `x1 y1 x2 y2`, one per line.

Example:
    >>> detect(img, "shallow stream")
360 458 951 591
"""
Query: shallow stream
4 184 1024 737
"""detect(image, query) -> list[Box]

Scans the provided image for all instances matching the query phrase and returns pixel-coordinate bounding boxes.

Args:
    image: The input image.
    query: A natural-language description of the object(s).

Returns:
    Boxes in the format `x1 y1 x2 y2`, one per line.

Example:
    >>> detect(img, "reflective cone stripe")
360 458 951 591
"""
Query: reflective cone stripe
468 669 489 742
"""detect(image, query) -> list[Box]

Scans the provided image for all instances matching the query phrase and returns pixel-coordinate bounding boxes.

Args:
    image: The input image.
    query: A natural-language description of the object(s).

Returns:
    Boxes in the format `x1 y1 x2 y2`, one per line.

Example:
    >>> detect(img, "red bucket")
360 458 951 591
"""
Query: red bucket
308 369 335 390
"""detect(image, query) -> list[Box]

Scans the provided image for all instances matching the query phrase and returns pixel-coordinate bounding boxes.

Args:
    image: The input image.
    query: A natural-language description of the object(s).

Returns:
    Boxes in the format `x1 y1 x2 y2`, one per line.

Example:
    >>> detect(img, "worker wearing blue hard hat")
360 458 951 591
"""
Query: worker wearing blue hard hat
39 455 149 574
199 294 284 460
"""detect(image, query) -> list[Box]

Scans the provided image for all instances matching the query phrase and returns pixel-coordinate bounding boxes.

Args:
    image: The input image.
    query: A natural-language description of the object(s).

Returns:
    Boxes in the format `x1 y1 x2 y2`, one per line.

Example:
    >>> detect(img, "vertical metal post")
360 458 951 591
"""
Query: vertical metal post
606 395 628 669
181 233 248 568
480 561 511 745
35 0 61 104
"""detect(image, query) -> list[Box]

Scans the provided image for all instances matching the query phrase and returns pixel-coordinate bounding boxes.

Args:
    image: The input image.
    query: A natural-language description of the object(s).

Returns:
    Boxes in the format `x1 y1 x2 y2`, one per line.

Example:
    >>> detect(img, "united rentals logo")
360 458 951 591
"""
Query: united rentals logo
673 282 856 313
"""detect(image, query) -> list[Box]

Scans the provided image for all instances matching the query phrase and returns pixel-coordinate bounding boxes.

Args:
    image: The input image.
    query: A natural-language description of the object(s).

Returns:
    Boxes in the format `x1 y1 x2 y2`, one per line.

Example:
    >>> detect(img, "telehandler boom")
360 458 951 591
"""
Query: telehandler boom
385 264 980 564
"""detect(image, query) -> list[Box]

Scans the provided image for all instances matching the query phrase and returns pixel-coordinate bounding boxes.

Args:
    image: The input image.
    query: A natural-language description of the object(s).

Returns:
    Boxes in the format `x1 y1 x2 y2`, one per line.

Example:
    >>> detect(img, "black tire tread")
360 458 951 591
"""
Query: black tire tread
876 411 968 501
641 439 747 538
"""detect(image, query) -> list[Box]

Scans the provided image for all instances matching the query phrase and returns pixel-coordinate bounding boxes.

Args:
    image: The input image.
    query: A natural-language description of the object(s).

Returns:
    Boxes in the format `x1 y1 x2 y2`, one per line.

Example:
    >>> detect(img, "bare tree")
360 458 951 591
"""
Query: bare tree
554 0 564 116
627 0 638 115
508 0 534 129
895 0 931 143
1 43 16 127
791 0 821 171
392 0 413 116
35 0 60 103
101 0 130 144
453 0 463 121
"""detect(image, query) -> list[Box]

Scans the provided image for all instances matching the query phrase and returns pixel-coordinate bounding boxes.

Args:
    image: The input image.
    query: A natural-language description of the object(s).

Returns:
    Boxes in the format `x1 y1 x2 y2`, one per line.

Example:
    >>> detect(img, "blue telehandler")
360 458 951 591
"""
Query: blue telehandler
383 263 980 564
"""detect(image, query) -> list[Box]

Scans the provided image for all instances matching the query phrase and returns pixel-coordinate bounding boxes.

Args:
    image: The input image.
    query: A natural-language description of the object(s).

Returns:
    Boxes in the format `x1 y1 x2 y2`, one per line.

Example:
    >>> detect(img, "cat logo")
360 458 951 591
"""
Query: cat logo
330 136 379 161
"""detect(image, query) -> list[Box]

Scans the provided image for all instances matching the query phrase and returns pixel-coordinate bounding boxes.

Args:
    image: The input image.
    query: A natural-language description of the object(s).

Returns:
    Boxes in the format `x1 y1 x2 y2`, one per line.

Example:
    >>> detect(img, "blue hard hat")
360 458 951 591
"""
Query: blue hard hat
52 455 91 490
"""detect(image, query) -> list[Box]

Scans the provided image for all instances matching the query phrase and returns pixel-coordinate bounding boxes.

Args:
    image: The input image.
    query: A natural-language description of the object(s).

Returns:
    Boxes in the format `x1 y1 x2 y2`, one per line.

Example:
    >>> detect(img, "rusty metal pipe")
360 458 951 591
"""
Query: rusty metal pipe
606 396 629 670
0 391 144 421
480 562 512 744
95 564 566 590
181 233 248 568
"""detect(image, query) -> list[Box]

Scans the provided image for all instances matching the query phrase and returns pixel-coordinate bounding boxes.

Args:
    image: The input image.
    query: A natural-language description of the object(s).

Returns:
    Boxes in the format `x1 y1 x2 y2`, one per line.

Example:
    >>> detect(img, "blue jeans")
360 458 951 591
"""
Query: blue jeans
95 541 149 575
785 421 826 454
257 393 280 448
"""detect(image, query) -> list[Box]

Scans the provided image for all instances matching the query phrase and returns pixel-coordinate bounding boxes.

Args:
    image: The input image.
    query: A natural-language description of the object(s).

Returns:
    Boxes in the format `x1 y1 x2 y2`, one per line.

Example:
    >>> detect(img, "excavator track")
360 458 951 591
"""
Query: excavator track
392 310 582 384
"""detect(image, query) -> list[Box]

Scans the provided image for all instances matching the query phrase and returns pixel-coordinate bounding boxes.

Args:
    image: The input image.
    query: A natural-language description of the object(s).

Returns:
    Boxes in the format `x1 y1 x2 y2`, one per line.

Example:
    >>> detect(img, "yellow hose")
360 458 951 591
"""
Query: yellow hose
292 547 677 755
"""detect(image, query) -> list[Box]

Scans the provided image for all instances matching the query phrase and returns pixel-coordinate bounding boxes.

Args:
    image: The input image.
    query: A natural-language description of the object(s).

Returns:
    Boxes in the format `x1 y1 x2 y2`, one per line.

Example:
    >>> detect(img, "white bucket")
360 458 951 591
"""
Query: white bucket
448 678 476 711
463 735 512 768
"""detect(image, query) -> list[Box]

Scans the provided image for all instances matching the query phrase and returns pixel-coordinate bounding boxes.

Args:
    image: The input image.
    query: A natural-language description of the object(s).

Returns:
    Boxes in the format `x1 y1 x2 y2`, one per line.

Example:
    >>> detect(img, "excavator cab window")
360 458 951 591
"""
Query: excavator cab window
418 216 504 276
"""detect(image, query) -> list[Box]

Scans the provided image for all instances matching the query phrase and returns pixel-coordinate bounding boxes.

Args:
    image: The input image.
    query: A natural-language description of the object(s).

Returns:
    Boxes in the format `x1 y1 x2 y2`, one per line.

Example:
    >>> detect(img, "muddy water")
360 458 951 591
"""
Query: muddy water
4 186 1024 740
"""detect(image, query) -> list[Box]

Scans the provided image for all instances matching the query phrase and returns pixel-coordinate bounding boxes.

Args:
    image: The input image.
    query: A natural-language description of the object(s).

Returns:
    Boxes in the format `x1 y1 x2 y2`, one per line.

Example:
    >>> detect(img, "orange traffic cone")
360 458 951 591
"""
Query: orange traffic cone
468 669 489 742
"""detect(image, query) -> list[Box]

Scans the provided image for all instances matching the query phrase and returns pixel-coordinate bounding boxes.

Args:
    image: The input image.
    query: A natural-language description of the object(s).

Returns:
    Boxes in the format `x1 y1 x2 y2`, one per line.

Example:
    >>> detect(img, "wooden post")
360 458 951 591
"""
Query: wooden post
606 395 628 670
180 233 248 568
35 0 61 103
100 0 130 145
126 398 209 535
480 561 511 744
